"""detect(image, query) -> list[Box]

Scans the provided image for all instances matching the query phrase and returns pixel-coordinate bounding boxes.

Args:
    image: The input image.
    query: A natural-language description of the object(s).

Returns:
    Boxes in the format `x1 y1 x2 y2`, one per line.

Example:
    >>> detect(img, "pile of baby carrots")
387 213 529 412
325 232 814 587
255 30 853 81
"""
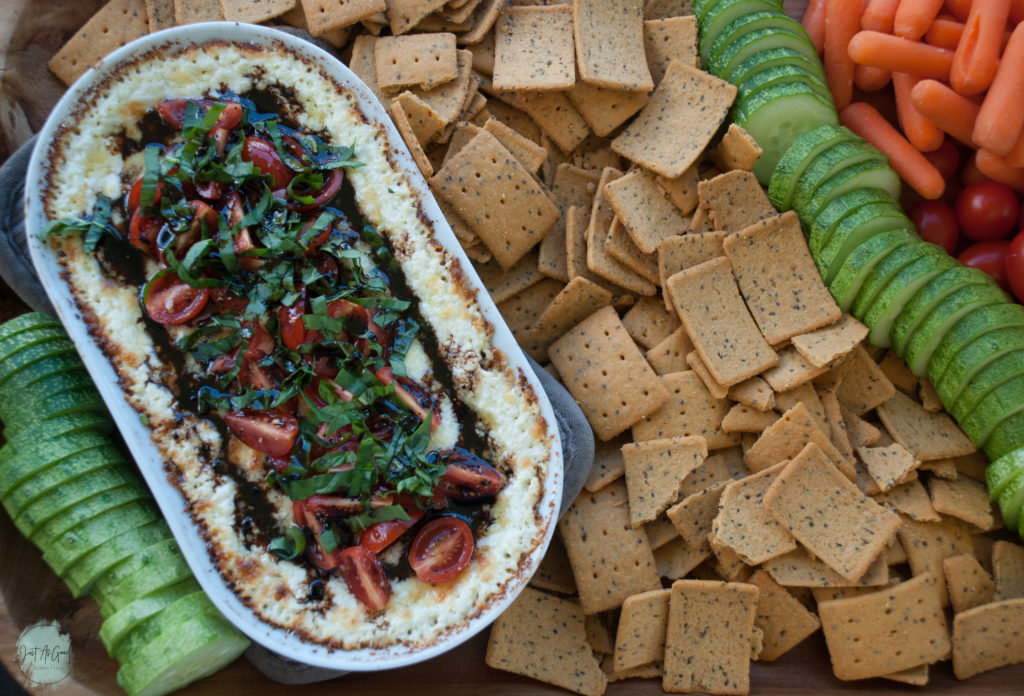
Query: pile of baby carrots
801 0 1024 199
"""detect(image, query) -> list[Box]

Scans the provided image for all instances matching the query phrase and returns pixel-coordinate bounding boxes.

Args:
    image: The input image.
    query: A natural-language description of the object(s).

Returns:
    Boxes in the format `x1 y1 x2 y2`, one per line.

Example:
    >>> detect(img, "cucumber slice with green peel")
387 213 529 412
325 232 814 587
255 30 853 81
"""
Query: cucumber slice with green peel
996 468 1024 529
802 160 902 222
0 339 78 389
707 11 813 71
3 388 107 438
1 410 112 459
986 447 1024 499
791 140 887 214
810 198 906 258
29 482 152 548
710 27 820 79
0 430 112 496
694 0 784 25
733 84 838 184
0 325 72 364
827 229 918 310
64 520 176 599
16 477 149 539
735 64 832 107
862 248 957 348
113 591 223 663
985 411 1024 462
725 47 826 93
43 498 161 576
938 337 1024 412
768 124 851 210
4 451 133 518
115 614 249 696
890 266 996 355
699 0 786 65
93 543 196 614
817 218 917 286
100 578 201 656
0 356 89 400
928 304 1024 386
903 284 1010 375
0 313 61 343
806 188 900 251
958 374 1024 449
91 537 191 613
948 350 1024 422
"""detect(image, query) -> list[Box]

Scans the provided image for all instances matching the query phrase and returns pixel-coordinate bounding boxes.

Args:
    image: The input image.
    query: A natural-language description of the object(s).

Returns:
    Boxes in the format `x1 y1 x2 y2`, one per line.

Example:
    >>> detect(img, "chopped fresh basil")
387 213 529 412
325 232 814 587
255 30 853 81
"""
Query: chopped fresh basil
268 526 306 560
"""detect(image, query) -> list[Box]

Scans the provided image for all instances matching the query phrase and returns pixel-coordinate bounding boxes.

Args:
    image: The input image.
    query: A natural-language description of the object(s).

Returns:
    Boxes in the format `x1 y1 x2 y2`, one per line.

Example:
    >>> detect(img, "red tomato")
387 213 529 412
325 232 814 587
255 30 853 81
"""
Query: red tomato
278 301 307 350
143 271 209 325
1020 200 1024 234
126 177 163 213
299 216 332 253
241 136 293 188
961 157 990 187
289 169 344 212
337 546 391 611
435 450 505 501
958 240 1012 292
922 139 960 181
909 200 959 254
408 517 474 584
1007 232 1024 303
129 208 162 258
956 182 1020 242
209 286 248 313
157 99 242 131
358 506 425 553
164 200 219 263
224 408 299 457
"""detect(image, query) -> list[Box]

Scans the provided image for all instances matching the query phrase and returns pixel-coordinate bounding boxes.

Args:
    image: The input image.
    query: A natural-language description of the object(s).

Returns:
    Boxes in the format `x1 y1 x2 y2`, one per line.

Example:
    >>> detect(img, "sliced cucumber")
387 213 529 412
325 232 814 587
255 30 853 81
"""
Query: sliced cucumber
890 266 995 356
4 453 133 519
0 410 113 459
113 591 221 663
996 468 1024 529
708 11 814 72
0 356 89 401
700 3 795 66
0 430 112 497
43 498 161 577
711 27 821 79
0 338 77 389
768 124 850 210
817 218 917 286
16 477 148 540
0 325 72 365
806 188 900 253
949 350 1024 422
792 141 887 214
63 520 176 599
93 541 195 614
928 304 1024 386
29 481 152 548
958 373 1024 448
3 388 107 438
827 229 918 310
100 578 201 657
802 160 902 222
726 47 826 92
939 336 1024 412
987 447 1024 500
986 410 1024 462
0 313 61 343
736 63 832 108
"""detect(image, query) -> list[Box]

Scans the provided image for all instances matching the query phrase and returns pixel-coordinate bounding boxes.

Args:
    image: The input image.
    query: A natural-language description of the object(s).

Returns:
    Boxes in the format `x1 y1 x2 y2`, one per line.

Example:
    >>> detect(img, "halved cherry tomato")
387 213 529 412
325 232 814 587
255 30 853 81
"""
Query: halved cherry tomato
958 240 1012 292
129 208 162 258
224 408 298 457
126 177 163 214
157 98 243 131
298 216 332 253
338 546 392 611
278 301 307 350
164 200 219 263
305 494 363 517
244 321 275 360
433 448 505 500
359 506 426 553
289 169 344 212
241 136 294 188
209 286 248 313
143 271 209 325
374 366 438 427
408 517 474 584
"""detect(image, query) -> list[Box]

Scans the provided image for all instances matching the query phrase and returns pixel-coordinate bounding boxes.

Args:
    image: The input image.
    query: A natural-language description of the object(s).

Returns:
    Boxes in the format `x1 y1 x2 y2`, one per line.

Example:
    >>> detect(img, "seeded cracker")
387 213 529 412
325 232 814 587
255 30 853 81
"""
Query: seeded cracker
763 547 889 588
943 554 995 612
877 389 977 461
482 118 547 174
723 211 842 345
613 588 672 672
686 351 729 399
953 599 1024 678
658 232 725 311
585 434 631 493
572 0 652 91
431 130 559 268
219 0 294 22
390 99 434 178
645 327 694 376
375 33 458 90
632 370 740 449
722 403 779 433
605 169 690 254
646 516 681 550
761 345 830 392
408 49 473 122
819 573 951 680
485 587 607 696
475 251 543 303
875 479 942 521
493 5 575 90
663 580 758 695
711 123 763 172
174 0 223 22
928 475 995 530
384 0 448 34
747 569 821 662
666 257 778 386
558 480 661 613
49 0 150 86
644 0 692 19
548 306 668 441
458 0 504 45
657 164 700 214
587 171 658 296
605 220 661 285
642 16 699 84
611 60 736 178
533 277 613 346
300 0 385 34
529 534 577 594
619 298 678 351
666 480 727 547
497 278 564 360
394 92 446 145
992 540 1024 601
622 435 708 525
711 461 796 565
790 314 869 368
831 345 896 415
516 91 592 154
898 516 975 607
586 614 614 656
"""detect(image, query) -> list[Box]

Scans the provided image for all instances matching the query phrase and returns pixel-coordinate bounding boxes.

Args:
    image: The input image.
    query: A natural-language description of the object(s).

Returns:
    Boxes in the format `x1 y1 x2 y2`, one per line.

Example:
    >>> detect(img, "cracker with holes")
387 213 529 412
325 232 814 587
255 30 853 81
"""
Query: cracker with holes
713 461 797 565
632 370 740 449
483 118 547 173
301 0 386 35
663 580 759 695
605 168 690 255
219 0 294 22
614 588 672 672
642 15 699 83
645 327 694 376
493 5 575 90
407 49 473 122
566 82 650 138
376 33 458 90
431 130 559 268
723 211 842 345
622 435 707 525
611 60 736 178
49 0 151 85
665 257 778 387
558 480 661 613
747 569 821 662
548 306 668 441
573 0 653 91
818 573 951 680
877 390 977 461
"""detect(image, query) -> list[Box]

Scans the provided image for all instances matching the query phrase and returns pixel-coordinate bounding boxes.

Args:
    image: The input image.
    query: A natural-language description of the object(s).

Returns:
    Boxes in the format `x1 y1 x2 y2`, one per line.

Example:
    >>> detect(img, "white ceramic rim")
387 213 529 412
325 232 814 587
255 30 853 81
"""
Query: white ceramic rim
23 21 563 672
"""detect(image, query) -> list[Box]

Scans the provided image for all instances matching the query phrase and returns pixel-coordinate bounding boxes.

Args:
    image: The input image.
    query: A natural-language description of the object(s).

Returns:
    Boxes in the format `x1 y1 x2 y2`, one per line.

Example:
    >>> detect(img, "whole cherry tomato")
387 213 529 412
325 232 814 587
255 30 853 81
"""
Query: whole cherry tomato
1007 231 1024 303
956 181 1019 242
922 139 960 180
958 240 1012 292
909 199 959 254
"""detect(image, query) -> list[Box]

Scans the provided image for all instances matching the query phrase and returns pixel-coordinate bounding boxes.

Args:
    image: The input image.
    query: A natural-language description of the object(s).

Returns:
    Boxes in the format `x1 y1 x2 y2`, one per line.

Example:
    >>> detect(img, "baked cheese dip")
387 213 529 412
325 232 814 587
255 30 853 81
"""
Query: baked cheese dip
39 38 556 650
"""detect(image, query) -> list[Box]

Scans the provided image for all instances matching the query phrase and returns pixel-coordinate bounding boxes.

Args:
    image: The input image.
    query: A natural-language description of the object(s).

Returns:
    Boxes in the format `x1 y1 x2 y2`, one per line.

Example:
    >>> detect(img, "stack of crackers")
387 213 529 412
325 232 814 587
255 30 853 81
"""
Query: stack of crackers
46 0 1024 693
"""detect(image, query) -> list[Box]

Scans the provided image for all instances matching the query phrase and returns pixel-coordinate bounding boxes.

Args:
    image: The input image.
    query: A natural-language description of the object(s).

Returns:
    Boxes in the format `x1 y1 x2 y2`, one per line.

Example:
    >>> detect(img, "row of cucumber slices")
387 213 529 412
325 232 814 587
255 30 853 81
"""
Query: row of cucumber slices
695 0 1024 538
0 312 248 696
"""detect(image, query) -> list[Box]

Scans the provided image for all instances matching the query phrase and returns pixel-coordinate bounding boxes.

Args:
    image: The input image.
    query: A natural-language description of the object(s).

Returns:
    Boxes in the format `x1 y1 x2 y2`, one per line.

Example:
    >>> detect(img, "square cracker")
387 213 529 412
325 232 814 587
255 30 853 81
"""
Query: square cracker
646 516 681 550
898 516 975 607
666 480 726 548
723 210 842 345
483 118 547 174
698 170 778 234
632 370 740 450
611 60 736 178
587 171 658 296
585 434 630 493
762 346 832 393
791 314 869 368
721 403 779 433
529 534 576 594
548 306 669 441
713 461 797 565
49 0 150 86
300 0 385 34
656 536 713 580
390 99 434 178
497 279 564 361
545 164 601 279
622 297 681 351
874 479 941 522
952 599 1024 679
376 33 458 90
573 0 653 91
645 327 693 376
613 588 671 672
395 91 446 144
642 16 699 84
658 231 724 311
818 573 951 680
858 443 919 493
943 554 995 613
622 435 708 525
992 540 1024 602
605 169 689 254
657 164 699 214
711 123 763 172
408 49 473 123
459 0 505 45
686 351 728 400
605 220 660 286
533 276 613 341
665 257 778 387
493 5 575 90
516 90 592 153
728 376 775 412
832 345 896 415
431 130 559 268
663 580 759 695
385 0 449 34
145 0 176 31
762 547 889 588
927 475 995 530
476 251 544 303
877 389 977 461
219 0 294 22
747 569 821 662
558 480 661 613
485 587 607 696
174 0 223 22
765 443 901 581
565 82 650 139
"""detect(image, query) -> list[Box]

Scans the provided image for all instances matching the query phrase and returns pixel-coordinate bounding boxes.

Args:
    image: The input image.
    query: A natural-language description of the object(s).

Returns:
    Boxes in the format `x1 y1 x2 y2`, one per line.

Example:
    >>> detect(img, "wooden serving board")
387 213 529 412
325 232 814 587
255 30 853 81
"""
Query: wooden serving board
2 1 1023 694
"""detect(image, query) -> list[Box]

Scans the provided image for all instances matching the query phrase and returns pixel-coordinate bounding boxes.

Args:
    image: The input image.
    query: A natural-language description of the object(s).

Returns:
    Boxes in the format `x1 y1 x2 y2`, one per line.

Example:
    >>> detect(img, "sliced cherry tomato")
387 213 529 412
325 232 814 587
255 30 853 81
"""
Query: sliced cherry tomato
278 301 308 350
289 169 344 212
224 408 299 457
909 199 959 254
241 136 294 188
157 98 242 131
956 181 1020 242
164 200 219 263
194 180 224 200
408 517 474 584
209 286 248 313
142 271 209 325
305 494 363 517
126 177 163 213
922 139 960 181
129 208 162 258
338 545 392 611
358 506 425 553
433 448 505 500
1007 231 1024 303
958 240 1012 292
299 216 332 253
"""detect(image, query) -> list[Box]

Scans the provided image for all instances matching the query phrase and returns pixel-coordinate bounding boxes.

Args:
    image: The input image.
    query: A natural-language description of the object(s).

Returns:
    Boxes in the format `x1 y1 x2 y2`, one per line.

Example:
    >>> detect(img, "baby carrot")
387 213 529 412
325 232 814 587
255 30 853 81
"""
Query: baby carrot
893 0 947 39
840 102 946 199
945 0 973 21
861 0 901 32
803 0 827 54
893 72 945 151
950 0 1011 95
976 150 1024 193
847 31 955 80
910 79 981 146
854 64 892 90
974 23 1024 156
924 15 965 50
825 0 862 110
1006 129 1024 168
